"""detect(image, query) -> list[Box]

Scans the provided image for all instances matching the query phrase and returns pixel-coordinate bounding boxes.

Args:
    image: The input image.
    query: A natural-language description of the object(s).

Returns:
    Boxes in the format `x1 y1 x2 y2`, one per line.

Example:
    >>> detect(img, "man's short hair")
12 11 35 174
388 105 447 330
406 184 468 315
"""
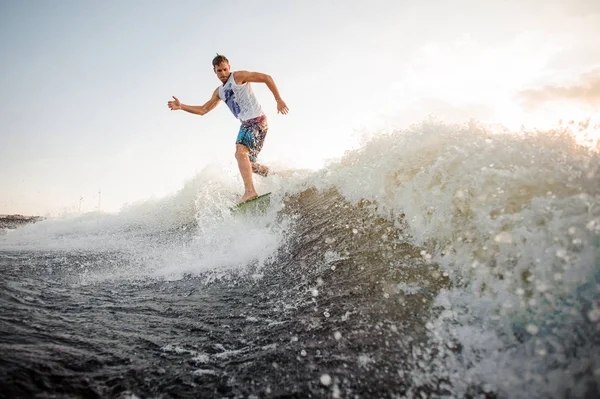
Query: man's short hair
212 53 229 66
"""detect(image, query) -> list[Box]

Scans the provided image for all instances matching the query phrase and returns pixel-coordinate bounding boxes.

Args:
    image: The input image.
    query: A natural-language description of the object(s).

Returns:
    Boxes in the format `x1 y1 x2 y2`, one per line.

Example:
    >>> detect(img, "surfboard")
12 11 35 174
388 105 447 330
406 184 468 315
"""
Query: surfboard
232 192 272 213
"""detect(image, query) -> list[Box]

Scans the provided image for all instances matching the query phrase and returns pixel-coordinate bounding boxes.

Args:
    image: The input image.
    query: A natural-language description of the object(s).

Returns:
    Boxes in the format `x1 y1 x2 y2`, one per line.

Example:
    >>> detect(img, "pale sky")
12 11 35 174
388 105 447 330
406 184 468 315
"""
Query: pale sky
1 0 599 216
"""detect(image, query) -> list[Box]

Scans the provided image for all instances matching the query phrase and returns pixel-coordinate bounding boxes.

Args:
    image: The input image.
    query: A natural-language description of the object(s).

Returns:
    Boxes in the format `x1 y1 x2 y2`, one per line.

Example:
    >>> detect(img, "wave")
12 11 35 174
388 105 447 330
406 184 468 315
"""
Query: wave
321 119 599 298
313 120 600 398
1 120 599 397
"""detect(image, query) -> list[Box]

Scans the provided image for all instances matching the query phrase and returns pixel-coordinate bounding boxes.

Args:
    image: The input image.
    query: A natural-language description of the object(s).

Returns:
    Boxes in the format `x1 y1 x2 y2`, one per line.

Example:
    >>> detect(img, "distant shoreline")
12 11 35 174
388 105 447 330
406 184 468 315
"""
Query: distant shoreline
0 214 44 230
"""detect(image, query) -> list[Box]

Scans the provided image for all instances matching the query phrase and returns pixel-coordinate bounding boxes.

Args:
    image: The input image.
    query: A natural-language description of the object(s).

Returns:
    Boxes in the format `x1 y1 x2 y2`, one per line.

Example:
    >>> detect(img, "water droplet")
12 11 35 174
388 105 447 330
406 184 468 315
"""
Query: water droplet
334 331 342 340
332 383 341 398
536 283 548 293
300 350 307 356
494 232 512 244
324 311 331 318
586 220 598 231
588 309 600 322
535 348 547 356
526 324 539 335
311 289 319 297
320 374 332 386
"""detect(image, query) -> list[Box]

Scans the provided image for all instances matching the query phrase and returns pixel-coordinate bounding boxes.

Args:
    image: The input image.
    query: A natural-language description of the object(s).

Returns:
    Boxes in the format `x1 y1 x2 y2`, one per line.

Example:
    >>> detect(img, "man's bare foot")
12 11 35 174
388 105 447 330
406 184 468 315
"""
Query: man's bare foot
270 168 311 177
251 163 269 177
238 192 258 204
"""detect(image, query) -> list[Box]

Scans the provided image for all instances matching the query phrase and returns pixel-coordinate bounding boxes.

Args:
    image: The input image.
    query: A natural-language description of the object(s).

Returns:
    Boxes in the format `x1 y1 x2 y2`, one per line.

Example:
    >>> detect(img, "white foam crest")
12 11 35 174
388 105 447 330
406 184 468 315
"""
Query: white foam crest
315 120 600 396
319 120 599 302
141 167 331 281
147 198 288 282
1 164 293 282
0 164 239 247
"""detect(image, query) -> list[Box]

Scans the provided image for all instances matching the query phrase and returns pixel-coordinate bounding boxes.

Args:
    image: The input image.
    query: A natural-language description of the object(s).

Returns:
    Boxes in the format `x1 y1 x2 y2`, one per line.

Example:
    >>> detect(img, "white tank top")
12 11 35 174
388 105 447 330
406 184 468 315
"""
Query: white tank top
218 73 264 121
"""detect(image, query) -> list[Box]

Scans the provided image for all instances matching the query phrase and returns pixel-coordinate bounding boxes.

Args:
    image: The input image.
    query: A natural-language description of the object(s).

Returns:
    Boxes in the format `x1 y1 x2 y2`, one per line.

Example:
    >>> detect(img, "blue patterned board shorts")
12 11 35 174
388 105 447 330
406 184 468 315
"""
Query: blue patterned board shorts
236 115 268 163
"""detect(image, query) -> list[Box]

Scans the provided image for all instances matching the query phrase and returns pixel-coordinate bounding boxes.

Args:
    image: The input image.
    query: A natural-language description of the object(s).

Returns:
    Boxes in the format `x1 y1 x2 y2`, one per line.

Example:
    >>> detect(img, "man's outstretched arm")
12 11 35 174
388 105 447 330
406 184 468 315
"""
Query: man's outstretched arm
168 88 220 116
234 71 289 114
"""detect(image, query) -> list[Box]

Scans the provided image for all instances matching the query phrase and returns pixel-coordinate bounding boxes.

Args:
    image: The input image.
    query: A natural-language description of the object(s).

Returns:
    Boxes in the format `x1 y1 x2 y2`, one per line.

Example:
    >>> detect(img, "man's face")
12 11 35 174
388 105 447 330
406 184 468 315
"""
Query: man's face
214 62 230 83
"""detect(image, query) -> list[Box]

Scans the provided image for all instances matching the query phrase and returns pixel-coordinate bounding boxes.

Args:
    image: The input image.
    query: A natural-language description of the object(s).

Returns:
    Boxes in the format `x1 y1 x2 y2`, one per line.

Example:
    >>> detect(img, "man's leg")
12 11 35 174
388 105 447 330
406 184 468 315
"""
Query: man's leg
235 144 258 203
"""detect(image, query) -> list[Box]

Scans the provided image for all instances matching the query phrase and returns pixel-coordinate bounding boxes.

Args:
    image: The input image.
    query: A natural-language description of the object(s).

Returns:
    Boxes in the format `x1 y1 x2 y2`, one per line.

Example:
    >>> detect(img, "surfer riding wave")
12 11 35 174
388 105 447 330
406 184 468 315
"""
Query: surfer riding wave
167 54 289 204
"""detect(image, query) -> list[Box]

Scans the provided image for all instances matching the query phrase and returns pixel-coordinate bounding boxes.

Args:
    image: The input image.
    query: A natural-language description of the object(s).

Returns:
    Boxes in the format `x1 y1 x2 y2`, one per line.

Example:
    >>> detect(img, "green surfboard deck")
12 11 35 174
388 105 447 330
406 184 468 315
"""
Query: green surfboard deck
231 192 272 213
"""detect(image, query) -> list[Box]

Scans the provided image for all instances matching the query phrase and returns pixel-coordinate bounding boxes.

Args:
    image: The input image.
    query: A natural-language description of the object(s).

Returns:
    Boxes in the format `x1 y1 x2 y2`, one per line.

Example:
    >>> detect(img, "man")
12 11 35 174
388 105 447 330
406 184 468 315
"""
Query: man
167 54 289 204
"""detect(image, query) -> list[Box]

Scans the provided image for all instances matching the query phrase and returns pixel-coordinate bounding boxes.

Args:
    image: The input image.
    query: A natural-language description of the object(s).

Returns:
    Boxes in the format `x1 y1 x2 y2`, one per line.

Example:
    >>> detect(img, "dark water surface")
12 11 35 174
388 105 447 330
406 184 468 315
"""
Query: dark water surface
1 191 455 398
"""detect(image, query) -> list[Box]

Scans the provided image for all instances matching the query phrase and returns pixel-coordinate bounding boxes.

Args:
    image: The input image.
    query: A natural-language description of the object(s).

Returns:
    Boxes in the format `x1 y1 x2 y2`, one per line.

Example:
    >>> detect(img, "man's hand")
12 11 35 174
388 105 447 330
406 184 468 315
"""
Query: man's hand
168 96 182 111
277 99 289 115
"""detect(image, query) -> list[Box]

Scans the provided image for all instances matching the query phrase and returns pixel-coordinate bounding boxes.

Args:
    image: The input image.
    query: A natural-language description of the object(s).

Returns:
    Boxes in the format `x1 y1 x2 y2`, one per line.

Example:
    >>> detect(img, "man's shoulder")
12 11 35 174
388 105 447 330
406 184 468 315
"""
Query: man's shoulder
233 70 250 84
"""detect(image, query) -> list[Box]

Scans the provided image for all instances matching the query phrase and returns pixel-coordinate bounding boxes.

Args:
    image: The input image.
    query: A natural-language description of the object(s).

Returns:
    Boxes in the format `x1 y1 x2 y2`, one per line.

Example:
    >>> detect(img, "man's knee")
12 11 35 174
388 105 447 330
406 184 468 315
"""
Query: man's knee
235 144 249 160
